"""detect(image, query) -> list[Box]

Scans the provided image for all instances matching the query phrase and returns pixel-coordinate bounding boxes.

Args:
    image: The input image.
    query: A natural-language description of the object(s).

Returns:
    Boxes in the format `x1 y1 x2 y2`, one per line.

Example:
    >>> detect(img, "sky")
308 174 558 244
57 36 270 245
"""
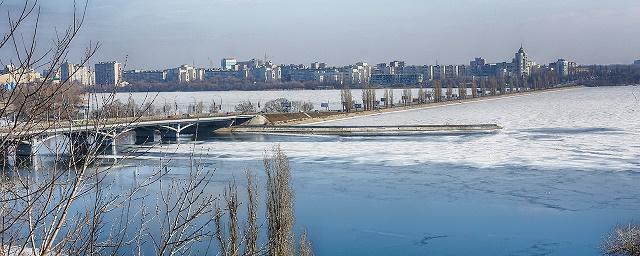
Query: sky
2 0 640 69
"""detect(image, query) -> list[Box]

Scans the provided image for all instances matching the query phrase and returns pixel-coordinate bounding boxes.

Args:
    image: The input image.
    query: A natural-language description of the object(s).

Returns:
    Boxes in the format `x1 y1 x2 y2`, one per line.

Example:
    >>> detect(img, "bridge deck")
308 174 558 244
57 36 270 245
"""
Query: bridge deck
0 114 255 138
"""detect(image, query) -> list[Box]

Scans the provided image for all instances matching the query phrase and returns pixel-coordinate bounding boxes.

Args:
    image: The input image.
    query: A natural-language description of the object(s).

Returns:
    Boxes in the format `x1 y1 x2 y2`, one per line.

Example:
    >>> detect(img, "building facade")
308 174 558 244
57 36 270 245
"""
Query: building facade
123 70 167 83
221 58 237 70
205 69 249 80
556 59 570 77
513 46 531 76
166 65 204 83
95 62 122 85
61 62 93 85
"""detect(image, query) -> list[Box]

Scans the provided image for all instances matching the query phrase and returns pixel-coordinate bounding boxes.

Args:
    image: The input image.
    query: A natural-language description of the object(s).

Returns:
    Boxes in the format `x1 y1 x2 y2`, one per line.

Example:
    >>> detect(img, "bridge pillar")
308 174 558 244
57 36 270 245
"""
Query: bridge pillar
135 128 155 145
15 140 36 167
96 136 117 155
160 129 179 142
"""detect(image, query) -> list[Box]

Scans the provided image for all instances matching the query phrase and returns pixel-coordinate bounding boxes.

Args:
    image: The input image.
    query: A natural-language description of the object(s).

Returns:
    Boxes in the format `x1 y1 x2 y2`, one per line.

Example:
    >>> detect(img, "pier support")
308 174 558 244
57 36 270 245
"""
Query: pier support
15 140 36 167
96 136 117 155
158 123 195 142
159 130 180 142
135 128 156 145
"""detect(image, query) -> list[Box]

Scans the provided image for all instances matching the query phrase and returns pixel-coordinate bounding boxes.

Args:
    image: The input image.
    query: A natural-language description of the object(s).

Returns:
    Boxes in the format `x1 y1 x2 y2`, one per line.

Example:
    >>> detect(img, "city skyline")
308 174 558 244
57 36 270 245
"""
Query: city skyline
1 0 639 69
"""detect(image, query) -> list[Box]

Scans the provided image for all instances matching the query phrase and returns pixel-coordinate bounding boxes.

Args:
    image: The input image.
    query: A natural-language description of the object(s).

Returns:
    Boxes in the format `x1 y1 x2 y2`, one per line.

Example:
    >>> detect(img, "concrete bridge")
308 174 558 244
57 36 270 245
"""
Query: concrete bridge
1 114 255 166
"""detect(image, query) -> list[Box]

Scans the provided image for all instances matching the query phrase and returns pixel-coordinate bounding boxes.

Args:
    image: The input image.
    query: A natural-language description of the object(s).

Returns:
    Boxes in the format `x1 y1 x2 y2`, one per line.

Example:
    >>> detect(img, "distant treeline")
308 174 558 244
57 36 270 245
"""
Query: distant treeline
114 78 347 92
573 65 640 86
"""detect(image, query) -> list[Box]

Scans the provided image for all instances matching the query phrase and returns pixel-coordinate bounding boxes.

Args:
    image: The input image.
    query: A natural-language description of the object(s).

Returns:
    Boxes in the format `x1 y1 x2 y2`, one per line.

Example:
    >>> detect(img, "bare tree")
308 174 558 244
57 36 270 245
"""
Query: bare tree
433 80 442 102
340 85 353 112
264 146 295 256
361 86 376 111
401 88 412 106
471 79 478 98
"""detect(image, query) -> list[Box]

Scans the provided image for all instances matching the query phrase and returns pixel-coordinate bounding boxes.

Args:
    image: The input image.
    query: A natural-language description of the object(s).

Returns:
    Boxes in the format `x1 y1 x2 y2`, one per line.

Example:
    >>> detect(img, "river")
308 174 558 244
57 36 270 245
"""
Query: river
26 86 640 255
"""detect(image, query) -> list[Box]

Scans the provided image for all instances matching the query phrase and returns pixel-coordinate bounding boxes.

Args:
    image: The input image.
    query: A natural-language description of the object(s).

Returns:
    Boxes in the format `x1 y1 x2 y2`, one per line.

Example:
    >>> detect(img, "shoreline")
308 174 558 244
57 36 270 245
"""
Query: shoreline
274 86 580 125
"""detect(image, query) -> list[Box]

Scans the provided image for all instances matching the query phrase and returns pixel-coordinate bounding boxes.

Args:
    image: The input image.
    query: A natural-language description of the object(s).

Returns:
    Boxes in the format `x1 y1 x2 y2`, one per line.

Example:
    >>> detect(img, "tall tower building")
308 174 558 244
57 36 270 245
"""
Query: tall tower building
514 45 530 76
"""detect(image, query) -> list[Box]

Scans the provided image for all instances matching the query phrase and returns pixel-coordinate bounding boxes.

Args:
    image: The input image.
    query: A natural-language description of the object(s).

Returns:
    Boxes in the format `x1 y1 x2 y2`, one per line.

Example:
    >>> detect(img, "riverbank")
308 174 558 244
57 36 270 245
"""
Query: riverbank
262 86 580 126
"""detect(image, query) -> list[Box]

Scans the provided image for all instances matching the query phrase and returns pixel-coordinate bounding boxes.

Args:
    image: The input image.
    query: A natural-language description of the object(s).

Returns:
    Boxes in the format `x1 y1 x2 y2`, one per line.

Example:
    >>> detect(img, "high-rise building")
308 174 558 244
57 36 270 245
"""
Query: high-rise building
445 65 460 79
95 62 122 85
431 65 446 80
556 59 570 77
221 58 237 70
513 46 531 76
343 62 371 84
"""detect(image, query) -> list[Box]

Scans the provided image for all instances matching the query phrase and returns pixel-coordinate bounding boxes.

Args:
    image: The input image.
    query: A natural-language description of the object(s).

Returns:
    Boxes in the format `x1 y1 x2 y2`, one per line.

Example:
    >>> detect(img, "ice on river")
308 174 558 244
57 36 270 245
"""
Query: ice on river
142 86 640 171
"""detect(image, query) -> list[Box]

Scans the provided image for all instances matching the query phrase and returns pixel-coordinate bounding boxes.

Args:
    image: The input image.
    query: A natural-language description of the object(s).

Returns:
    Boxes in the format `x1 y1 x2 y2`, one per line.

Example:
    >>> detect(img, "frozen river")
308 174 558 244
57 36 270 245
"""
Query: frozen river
72 86 640 255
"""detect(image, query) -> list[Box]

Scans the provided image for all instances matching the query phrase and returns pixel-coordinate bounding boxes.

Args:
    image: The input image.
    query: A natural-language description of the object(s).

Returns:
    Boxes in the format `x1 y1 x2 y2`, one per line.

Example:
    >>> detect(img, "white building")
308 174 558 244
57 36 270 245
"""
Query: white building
513 46 531 76
61 62 93 85
166 65 204 83
251 65 281 82
221 58 237 70
343 62 371 84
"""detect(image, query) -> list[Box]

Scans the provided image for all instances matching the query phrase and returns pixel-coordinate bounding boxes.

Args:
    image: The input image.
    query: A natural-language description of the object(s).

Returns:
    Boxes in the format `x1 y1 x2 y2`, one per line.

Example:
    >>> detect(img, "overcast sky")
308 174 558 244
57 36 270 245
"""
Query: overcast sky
2 0 640 69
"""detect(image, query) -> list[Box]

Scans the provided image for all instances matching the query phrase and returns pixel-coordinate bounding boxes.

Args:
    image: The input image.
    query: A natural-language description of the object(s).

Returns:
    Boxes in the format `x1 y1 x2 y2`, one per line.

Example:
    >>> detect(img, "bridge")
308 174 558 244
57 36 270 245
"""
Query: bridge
0 114 256 166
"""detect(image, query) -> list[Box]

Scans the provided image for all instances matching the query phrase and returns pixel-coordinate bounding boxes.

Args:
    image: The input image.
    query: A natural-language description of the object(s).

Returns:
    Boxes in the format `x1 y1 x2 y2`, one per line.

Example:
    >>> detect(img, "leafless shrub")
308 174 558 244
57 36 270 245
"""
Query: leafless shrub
216 180 240 256
235 101 257 113
244 170 259 256
298 229 314 256
263 98 291 113
603 224 640 256
291 101 314 113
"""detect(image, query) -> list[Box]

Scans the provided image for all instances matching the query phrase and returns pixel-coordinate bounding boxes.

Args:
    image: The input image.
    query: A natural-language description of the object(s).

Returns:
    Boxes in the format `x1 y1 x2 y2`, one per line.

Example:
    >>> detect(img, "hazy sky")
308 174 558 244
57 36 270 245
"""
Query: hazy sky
3 0 640 69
